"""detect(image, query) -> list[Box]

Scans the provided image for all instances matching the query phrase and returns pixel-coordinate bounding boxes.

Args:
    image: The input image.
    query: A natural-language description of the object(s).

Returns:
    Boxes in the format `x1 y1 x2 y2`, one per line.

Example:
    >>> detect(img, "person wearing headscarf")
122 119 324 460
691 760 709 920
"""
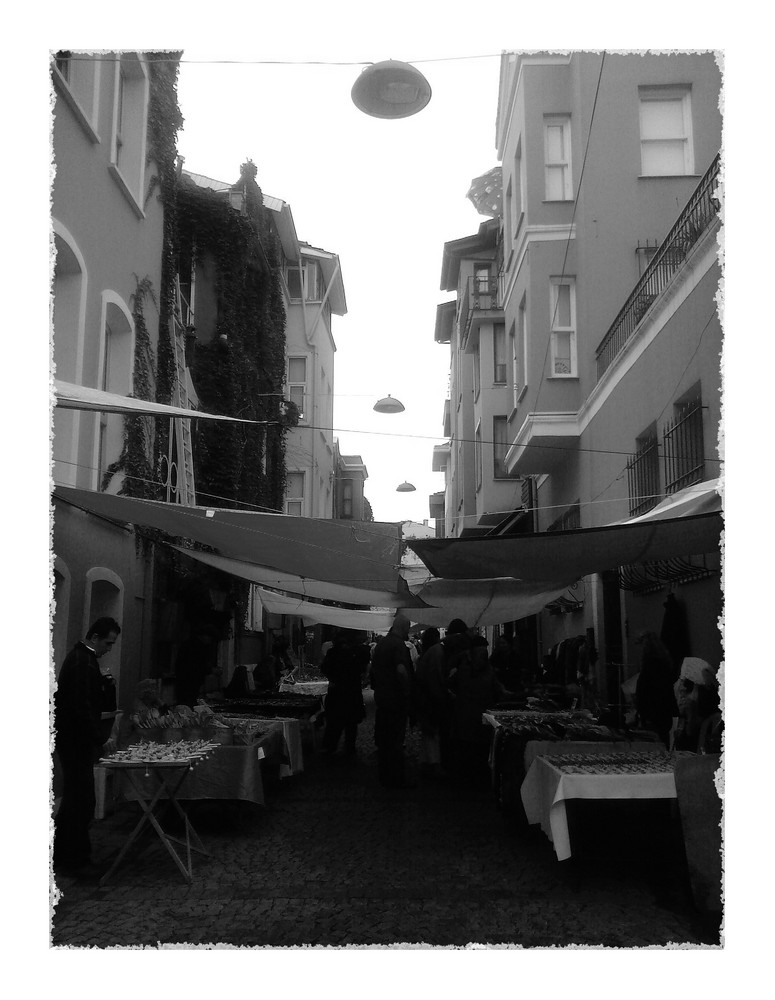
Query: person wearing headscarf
674 656 719 751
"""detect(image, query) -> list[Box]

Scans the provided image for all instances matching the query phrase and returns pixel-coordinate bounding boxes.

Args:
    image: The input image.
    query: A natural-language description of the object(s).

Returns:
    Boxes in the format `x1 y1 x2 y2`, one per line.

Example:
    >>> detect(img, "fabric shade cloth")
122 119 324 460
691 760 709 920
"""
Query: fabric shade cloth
407 480 721 582
53 379 267 424
54 486 403 592
168 544 571 627
169 544 408 609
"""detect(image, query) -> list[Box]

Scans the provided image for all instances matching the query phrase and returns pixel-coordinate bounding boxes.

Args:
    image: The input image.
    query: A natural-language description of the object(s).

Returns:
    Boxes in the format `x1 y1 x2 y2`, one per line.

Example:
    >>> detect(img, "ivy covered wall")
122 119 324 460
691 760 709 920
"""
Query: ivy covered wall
177 161 297 511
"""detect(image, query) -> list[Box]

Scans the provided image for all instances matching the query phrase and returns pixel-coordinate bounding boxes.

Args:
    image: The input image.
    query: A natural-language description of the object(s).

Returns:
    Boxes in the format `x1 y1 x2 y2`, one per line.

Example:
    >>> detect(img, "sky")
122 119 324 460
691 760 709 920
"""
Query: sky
174 48 501 524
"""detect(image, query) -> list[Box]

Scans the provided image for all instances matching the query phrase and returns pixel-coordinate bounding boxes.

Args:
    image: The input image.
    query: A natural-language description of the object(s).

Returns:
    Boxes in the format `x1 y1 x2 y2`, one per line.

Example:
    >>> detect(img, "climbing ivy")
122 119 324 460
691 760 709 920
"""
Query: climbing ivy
178 160 296 511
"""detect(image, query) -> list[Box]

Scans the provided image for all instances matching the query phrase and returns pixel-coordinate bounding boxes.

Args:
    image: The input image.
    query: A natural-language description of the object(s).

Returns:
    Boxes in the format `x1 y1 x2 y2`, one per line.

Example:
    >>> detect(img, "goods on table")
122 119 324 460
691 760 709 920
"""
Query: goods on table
539 750 693 774
99 739 221 765
216 715 279 745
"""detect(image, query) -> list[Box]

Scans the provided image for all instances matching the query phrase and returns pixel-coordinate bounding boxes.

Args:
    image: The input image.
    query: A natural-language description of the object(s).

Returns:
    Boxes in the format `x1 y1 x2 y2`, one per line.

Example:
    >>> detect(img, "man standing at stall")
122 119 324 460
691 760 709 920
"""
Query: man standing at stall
369 612 415 789
53 617 121 877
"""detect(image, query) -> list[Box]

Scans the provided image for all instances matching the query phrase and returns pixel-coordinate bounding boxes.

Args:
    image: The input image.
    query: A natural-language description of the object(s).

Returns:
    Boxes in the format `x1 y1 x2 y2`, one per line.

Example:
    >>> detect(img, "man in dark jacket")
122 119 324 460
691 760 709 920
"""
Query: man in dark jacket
53 617 121 876
369 613 415 788
321 629 370 757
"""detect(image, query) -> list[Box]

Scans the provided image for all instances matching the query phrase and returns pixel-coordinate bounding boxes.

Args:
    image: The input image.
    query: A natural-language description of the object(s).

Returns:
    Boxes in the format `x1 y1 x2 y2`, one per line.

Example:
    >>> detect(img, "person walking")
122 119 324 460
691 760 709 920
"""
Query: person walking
447 635 509 781
320 629 370 758
53 617 121 877
414 627 448 778
369 613 415 788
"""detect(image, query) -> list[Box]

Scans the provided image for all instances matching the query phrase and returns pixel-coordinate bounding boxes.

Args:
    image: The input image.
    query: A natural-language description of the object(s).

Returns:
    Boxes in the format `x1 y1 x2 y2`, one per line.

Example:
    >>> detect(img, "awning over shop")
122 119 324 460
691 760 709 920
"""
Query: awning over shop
406 480 722 582
54 487 403 592
53 380 267 424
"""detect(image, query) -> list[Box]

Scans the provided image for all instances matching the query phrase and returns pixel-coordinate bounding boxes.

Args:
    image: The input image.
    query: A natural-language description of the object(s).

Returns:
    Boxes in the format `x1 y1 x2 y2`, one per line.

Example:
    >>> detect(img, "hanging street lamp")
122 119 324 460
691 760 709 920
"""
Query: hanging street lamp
396 481 416 492
373 394 405 414
351 60 432 119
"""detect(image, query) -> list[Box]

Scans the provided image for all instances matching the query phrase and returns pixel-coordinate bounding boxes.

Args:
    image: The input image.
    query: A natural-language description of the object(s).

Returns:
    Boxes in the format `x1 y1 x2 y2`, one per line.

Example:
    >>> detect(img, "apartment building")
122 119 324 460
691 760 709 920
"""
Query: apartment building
51 51 177 699
434 51 723 696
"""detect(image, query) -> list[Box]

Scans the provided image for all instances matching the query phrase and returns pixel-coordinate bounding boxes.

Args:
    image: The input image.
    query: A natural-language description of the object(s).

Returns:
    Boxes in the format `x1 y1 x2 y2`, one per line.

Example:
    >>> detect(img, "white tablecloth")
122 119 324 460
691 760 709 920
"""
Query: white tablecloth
520 752 683 861
279 681 328 697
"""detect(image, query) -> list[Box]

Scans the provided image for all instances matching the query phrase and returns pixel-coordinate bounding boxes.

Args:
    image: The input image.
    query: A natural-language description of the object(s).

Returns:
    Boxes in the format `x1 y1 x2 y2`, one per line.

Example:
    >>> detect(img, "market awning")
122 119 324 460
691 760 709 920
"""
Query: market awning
168 545 573 627
254 588 398 631
406 480 722 582
169 544 411 608
53 380 267 424
54 487 403 592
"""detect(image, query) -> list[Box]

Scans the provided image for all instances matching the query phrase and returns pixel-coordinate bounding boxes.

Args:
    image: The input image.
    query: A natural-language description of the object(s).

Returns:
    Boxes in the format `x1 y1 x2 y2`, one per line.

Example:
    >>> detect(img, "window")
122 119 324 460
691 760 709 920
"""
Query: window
663 395 705 494
511 298 529 404
341 479 354 518
109 53 149 214
639 86 694 176
636 240 660 277
474 263 491 295
287 356 308 419
98 297 134 492
626 432 661 516
473 346 481 398
544 115 572 200
504 178 513 247
475 424 482 488
547 502 581 533
286 261 322 301
286 472 305 516
493 417 517 479
53 51 99 138
493 323 507 383
549 278 577 376
512 138 524 235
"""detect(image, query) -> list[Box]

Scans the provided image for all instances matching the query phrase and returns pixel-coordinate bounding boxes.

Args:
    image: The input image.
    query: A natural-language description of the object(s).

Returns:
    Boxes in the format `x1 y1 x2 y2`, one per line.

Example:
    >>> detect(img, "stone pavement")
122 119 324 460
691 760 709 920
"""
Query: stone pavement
50 694 721 949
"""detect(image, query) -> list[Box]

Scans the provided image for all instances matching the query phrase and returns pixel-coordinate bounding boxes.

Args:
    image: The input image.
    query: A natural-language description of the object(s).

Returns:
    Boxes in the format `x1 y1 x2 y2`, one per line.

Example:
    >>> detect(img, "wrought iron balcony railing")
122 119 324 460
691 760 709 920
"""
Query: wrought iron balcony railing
460 272 505 345
595 153 721 379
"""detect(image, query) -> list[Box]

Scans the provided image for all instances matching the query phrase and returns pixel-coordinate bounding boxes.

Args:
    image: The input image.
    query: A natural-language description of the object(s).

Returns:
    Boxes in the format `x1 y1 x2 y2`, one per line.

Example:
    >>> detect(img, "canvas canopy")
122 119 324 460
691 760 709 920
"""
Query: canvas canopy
54 487 402 592
406 480 722 583
54 479 721 629
53 380 266 424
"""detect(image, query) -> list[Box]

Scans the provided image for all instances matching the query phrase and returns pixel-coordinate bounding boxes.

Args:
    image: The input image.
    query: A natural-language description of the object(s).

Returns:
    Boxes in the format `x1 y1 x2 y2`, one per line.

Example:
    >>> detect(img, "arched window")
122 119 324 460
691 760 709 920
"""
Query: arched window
83 568 124 682
52 225 87 487
97 294 134 491
52 557 72 676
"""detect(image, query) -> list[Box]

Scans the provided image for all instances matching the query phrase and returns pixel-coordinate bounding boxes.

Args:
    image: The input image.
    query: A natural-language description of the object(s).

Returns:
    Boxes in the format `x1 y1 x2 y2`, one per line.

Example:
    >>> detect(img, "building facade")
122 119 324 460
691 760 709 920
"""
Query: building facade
51 52 179 701
433 51 723 697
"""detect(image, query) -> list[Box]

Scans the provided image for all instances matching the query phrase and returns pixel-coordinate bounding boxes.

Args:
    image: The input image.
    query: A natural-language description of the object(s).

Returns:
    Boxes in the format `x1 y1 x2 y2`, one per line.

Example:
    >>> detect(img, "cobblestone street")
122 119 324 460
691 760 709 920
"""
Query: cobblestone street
51 694 720 950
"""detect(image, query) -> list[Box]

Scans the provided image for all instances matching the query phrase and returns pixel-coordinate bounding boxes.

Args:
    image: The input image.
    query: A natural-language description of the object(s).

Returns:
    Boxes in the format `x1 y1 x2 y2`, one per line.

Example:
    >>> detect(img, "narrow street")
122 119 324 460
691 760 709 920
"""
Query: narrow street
51 693 719 949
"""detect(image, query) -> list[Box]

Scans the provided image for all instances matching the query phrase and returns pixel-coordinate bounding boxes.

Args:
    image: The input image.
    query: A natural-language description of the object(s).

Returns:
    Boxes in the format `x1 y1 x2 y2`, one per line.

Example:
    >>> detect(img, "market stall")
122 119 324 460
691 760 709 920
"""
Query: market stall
520 750 695 861
482 709 661 821
97 739 220 885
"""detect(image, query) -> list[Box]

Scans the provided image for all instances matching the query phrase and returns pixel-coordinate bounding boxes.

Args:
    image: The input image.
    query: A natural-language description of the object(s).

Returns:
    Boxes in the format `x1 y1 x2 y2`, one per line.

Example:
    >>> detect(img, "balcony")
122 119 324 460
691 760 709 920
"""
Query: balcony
460 273 505 350
595 154 721 380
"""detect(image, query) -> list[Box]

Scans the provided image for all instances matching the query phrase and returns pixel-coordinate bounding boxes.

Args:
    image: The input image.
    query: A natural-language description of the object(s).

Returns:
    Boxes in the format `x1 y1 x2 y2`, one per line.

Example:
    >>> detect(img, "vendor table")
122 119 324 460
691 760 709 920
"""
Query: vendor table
482 710 659 818
98 752 215 886
520 750 694 861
